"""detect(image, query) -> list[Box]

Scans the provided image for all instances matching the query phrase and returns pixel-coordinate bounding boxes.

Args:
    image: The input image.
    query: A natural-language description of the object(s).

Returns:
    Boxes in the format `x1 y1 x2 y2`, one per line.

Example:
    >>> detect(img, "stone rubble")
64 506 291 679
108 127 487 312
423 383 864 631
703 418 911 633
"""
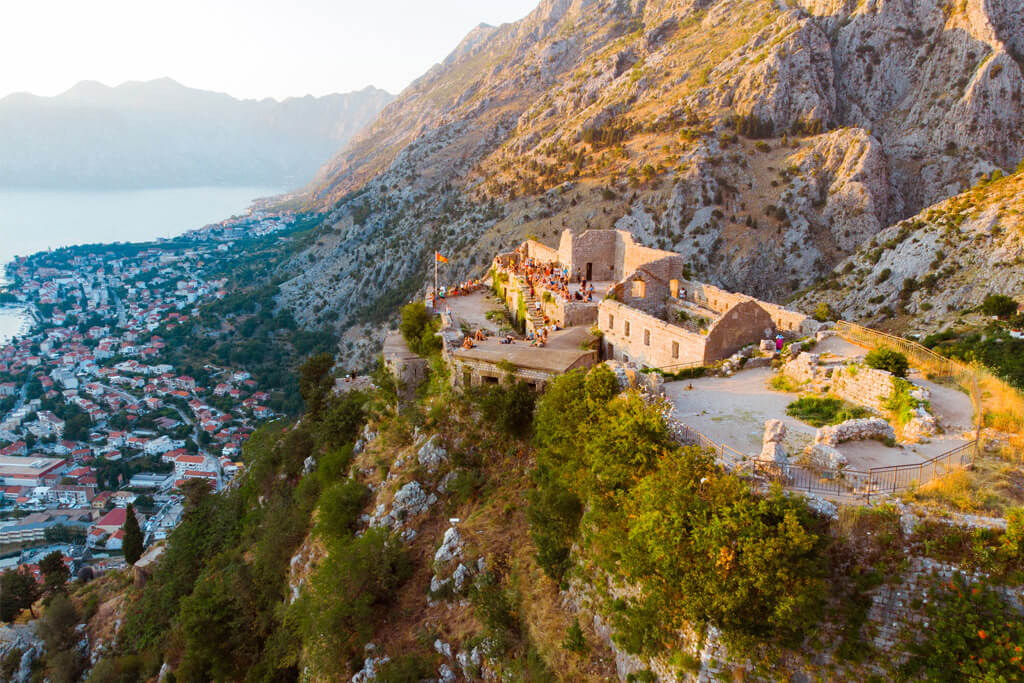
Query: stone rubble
815 417 895 447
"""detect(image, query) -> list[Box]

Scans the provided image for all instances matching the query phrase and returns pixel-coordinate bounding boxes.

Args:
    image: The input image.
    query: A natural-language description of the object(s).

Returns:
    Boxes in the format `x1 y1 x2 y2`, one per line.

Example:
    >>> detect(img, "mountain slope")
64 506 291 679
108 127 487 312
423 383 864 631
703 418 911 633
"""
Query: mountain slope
0 79 393 189
794 167 1024 334
278 0 1024 345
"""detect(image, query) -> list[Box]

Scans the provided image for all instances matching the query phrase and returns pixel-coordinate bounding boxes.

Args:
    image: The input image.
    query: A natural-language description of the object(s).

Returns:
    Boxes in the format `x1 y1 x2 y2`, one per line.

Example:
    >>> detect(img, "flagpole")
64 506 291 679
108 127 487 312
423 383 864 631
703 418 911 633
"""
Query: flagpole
434 253 438 308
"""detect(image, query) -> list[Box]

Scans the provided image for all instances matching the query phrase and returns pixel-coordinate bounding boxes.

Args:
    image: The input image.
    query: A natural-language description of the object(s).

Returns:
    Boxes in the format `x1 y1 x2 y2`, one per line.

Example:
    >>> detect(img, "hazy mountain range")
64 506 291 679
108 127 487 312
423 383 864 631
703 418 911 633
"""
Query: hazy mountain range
0 78 393 189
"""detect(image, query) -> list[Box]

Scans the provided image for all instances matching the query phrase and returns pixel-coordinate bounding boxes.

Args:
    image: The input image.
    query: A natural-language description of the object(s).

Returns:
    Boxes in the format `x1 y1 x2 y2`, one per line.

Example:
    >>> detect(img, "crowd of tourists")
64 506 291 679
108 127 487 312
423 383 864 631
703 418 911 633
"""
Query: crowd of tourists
509 256 597 304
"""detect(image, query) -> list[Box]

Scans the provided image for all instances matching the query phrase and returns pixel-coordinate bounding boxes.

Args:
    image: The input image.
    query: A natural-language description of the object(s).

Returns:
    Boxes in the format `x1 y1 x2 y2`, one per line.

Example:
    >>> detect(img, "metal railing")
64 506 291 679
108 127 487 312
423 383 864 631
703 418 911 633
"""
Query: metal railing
835 321 963 380
749 439 978 500
834 320 985 435
671 422 747 464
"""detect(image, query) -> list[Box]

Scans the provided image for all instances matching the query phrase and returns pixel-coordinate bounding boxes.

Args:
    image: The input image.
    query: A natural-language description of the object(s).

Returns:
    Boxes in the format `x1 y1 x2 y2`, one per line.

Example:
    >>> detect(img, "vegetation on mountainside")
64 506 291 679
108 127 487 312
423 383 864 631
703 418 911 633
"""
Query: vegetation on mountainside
68 357 1022 681
529 367 829 654
400 301 443 357
87 356 374 681
900 574 1024 681
152 213 340 415
925 325 1024 391
786 396 870 427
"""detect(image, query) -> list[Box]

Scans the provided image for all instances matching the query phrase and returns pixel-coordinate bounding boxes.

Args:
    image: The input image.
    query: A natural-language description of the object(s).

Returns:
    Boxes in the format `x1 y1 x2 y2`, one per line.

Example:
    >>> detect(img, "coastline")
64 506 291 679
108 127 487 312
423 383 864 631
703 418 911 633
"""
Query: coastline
0 264 33 346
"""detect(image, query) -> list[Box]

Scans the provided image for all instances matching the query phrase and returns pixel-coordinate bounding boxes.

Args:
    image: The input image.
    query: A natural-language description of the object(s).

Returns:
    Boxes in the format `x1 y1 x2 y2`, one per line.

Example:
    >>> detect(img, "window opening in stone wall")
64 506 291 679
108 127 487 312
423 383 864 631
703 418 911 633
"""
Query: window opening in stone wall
632 279 646 298
672 341 679 359
625 321 630 337
644 329 650 346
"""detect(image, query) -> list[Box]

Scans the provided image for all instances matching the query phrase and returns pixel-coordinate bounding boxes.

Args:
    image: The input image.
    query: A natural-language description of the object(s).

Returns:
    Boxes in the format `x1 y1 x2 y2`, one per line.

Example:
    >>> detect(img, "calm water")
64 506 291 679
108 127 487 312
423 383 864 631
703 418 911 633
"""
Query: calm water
0 186 283 344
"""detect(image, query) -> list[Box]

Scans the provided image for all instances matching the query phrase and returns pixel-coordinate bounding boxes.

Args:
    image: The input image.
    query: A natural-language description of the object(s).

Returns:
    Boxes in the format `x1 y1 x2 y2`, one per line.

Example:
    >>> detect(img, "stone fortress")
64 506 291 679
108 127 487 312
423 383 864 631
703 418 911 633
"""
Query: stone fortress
489 228 819 372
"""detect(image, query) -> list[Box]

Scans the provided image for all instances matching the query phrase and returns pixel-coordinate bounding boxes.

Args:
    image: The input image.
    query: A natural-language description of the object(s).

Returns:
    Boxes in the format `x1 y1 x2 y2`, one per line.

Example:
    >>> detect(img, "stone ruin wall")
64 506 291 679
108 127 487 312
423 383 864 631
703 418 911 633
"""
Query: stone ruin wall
682 279 817 336
703 300 777 362
539 297 598 329
599 299 707 367
558 230 618 281
523 239 558 263
616 269 671 317
830 364 895 413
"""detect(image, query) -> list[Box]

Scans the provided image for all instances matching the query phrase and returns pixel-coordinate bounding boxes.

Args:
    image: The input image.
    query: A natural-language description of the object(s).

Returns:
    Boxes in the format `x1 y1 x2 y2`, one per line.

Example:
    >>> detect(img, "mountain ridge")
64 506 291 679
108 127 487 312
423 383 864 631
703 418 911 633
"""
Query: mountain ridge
276 0 1024 355
0 79 394 190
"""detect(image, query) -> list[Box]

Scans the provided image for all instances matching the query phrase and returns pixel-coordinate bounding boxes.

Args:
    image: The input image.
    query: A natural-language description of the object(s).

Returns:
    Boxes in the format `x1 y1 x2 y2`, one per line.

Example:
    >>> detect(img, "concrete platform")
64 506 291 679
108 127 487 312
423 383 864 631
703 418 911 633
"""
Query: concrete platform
451 326 596 374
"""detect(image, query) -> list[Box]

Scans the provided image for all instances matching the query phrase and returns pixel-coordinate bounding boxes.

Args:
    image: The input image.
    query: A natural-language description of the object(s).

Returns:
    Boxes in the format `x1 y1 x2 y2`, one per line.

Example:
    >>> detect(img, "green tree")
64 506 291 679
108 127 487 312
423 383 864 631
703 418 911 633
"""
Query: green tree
981 293 1019 319
122 504 144 565
0 569 39 621
399 301 441 357
864 347 909 377
616 455 827 653
299 352 335 419
39 551 70 597
36 594 84 683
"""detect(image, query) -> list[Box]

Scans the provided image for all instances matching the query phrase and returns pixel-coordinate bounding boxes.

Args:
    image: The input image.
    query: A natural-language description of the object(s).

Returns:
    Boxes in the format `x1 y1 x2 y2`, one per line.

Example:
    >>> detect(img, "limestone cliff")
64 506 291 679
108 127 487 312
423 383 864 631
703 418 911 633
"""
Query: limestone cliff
277 0 1024 352
795 169 1024 334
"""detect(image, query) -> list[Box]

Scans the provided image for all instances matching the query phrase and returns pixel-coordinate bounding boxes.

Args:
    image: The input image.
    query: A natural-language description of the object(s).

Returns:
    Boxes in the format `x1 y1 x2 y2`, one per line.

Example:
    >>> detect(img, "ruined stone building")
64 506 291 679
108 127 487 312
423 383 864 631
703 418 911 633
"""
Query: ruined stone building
492 229 818 371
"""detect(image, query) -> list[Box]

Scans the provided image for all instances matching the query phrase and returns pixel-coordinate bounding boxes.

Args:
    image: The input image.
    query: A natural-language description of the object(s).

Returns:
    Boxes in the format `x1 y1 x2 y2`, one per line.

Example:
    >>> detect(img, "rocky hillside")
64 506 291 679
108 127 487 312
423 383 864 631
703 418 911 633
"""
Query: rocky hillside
795 167 1024 335
0 79 393 189
278 0 1024 343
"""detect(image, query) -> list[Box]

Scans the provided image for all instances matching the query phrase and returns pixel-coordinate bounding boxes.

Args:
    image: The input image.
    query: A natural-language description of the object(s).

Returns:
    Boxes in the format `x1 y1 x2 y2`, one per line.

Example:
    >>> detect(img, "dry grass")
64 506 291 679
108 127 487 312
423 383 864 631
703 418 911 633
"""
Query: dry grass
901 456 1024 515
978 370 1024 433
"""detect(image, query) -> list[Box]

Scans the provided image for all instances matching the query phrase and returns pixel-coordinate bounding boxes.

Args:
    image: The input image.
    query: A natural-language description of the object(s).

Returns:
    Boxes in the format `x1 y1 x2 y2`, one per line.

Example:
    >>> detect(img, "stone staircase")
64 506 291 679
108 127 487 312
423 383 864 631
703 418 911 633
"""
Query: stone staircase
515 275 546 332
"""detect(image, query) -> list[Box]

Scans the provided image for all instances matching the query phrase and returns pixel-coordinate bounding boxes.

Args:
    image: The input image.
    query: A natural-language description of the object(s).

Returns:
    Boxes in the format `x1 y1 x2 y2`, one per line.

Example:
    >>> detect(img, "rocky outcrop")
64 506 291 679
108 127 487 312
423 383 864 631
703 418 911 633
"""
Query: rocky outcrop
796 170 1024 334
369 481 437 530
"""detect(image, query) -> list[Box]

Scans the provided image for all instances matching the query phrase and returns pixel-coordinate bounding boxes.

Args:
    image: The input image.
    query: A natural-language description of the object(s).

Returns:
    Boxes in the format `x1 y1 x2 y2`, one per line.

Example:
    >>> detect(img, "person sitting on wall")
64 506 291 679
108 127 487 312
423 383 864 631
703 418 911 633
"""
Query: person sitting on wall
505 334 515 344
462 336 474 349
474 329 486 341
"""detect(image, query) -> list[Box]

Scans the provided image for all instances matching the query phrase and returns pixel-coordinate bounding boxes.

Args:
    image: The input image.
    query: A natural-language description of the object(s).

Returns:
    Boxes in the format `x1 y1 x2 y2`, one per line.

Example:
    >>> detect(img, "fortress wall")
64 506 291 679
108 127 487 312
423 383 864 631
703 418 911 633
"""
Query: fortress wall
617 269 671 317
523 239 559 263
702 300 776 361
598 299 707 368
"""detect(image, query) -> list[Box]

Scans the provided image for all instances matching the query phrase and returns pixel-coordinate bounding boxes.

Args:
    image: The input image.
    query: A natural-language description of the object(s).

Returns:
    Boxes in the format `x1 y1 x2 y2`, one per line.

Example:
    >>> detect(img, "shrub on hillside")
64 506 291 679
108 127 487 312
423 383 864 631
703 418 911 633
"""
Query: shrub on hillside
864 347 909 377
981 293 1019 319
470 379 536 437
399 301 442 357
813 301 835 322
315 479 369 541
900 574 1024 681
293 528 413 676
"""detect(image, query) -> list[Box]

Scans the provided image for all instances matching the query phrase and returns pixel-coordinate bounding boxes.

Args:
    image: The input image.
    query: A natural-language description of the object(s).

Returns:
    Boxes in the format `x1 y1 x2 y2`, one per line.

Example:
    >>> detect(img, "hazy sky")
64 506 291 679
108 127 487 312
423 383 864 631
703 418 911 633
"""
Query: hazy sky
1 0 540 100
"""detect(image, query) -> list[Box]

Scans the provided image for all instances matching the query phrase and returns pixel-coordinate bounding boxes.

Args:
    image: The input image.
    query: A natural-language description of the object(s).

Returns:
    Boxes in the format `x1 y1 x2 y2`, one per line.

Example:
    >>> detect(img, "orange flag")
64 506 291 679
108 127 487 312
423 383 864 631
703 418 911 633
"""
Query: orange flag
435 252 448 263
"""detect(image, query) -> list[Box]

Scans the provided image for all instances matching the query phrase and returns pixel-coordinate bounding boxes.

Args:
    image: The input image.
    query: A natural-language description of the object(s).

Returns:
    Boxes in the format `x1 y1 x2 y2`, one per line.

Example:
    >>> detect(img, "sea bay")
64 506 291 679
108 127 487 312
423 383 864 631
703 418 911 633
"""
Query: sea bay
0 185 282 344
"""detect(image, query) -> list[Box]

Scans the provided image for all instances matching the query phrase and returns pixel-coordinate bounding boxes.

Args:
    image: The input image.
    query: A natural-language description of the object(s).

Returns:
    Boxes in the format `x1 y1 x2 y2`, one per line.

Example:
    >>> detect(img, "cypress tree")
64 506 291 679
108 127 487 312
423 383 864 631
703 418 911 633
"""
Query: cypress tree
123 503 144 565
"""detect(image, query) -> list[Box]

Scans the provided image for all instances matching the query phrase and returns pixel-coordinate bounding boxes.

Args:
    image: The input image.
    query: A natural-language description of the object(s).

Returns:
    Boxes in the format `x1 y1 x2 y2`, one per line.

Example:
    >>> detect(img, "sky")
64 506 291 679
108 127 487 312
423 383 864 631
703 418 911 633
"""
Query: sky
0 0 540 101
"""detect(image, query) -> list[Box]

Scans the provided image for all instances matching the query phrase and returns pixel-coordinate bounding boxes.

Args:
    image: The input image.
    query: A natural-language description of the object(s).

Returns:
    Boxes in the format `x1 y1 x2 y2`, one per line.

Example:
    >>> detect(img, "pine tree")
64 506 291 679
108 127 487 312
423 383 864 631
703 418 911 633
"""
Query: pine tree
122 503 144 565
0 569 40 620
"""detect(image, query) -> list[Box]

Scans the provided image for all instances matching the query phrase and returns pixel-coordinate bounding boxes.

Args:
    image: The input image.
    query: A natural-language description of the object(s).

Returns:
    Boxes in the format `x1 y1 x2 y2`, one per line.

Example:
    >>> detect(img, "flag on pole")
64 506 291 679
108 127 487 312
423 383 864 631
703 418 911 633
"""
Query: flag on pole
435 252 448 263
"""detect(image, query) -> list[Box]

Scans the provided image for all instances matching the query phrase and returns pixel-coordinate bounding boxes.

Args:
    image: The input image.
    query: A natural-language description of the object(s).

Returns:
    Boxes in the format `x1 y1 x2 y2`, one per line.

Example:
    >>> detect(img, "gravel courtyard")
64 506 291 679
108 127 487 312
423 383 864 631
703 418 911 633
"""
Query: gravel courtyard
663 366 974 471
